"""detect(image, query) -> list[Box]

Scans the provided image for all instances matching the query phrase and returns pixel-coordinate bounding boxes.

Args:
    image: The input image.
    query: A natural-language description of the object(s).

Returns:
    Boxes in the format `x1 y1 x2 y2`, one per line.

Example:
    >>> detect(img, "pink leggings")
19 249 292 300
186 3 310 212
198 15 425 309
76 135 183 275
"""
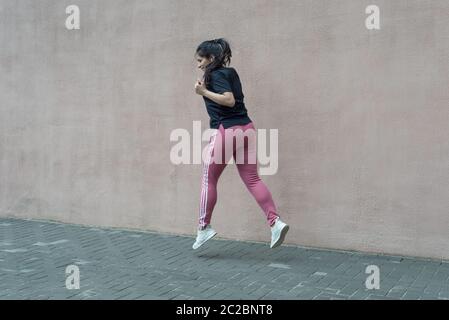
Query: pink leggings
198 122 279 230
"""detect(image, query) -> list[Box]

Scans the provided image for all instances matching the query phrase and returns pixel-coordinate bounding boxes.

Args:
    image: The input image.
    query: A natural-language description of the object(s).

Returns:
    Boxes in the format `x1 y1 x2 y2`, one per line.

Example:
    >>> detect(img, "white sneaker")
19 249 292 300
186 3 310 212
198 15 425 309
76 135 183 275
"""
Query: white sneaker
270 218 289 248
192 225 217 250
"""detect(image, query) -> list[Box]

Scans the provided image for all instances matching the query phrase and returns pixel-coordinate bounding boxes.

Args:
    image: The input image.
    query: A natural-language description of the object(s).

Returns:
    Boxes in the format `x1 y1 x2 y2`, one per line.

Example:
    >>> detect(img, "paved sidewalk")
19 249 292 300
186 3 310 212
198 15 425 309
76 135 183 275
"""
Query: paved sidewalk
1 217 448 300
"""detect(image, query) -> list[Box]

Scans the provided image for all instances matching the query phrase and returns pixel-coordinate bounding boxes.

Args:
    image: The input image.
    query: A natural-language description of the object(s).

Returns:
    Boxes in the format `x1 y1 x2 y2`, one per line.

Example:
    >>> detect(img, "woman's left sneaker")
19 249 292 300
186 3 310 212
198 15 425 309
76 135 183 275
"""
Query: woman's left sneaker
270 218 289 248
193 225 217 249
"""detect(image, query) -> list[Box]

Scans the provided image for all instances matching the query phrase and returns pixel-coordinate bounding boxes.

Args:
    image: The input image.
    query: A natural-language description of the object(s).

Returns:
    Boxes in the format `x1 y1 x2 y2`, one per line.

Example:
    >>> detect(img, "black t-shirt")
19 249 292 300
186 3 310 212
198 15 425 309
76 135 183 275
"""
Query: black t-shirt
202 66 252 129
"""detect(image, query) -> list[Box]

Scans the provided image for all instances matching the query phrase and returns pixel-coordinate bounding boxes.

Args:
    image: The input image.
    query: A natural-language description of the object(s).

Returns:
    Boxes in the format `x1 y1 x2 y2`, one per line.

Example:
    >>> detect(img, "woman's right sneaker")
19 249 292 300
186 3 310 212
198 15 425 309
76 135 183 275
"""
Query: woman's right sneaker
192 225 217 250
270 218 289 248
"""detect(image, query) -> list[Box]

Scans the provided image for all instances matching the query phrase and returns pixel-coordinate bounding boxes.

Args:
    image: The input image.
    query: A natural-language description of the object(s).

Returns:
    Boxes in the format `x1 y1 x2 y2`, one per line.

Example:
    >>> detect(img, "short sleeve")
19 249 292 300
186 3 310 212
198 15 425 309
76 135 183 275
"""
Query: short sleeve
211 70 233 94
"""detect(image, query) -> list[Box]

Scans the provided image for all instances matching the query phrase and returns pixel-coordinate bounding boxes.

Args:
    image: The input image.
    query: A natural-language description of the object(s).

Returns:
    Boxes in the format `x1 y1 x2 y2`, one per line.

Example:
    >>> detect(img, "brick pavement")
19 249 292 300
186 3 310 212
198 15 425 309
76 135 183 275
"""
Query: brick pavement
1 217 448 300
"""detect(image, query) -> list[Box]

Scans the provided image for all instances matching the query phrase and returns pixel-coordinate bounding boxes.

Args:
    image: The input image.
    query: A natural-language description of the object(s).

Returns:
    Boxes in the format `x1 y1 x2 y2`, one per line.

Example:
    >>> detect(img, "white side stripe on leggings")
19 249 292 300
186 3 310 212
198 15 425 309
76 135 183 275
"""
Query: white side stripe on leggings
199 131 218 228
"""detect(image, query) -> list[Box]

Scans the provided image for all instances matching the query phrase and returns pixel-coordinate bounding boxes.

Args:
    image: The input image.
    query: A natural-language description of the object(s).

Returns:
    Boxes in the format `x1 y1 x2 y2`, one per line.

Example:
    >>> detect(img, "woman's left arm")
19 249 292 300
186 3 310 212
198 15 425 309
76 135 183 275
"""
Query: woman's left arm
203 90 235 108
195 79 235 107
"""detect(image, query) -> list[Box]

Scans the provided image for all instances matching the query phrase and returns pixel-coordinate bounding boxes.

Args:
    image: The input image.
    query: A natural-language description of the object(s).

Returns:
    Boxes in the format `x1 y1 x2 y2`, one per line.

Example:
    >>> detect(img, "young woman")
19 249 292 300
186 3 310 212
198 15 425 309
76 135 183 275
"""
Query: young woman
193 38 289 250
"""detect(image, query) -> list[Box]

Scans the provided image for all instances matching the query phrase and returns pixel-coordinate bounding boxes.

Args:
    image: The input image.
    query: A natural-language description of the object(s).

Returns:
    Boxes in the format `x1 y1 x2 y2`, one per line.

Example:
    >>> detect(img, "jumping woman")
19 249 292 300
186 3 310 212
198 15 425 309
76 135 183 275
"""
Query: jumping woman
193 38 289 250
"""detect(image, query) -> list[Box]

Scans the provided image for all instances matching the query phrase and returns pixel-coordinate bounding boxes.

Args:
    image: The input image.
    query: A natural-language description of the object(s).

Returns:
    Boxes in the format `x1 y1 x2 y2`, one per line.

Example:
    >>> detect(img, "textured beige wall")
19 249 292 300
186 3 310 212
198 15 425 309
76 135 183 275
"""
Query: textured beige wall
1 0 449 259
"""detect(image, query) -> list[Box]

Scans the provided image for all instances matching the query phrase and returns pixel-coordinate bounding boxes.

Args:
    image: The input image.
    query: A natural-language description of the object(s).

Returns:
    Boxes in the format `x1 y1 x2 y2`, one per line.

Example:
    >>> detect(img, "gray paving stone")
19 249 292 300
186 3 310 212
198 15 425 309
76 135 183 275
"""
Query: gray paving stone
1 217 448 300
313 292 349 300
349 289 372 300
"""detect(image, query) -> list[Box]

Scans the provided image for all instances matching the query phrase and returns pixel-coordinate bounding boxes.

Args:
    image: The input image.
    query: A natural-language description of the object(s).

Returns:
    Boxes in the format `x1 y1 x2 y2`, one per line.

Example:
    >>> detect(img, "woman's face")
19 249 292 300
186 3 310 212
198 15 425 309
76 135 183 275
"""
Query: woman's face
196 55 214 71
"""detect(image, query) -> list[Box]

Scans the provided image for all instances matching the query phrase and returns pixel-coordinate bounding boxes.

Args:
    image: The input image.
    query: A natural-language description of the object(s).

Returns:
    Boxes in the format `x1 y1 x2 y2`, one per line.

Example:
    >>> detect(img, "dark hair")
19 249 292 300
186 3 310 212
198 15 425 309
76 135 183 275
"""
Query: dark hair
195 38 232 87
